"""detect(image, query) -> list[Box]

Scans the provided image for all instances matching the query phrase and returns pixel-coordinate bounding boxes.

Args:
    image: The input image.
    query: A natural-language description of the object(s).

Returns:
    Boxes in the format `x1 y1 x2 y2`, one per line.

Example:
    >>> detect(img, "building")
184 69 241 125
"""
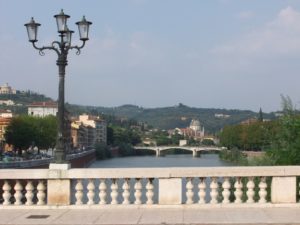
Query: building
28 101 58 117
71 114 107 149
240 118 258 125
0 100 15 106
0 116 12 151
169 119 205 141
0 110 13 118
214 113 230 119
0 83 16 95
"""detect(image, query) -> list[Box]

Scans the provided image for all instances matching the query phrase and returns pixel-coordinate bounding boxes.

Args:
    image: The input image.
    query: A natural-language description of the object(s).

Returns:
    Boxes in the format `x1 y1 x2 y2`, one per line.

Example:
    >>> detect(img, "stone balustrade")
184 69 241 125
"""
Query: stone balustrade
0 166 299 207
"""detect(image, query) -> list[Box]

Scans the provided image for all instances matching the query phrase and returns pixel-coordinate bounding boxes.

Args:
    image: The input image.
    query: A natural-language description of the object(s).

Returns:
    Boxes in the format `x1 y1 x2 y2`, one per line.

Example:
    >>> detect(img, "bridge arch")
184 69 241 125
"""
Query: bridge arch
134 146 224 157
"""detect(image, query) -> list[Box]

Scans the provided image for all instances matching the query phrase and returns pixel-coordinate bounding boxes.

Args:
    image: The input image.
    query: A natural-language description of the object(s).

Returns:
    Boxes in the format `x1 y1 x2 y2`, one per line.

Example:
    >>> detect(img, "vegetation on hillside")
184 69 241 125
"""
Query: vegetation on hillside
220 96 300 166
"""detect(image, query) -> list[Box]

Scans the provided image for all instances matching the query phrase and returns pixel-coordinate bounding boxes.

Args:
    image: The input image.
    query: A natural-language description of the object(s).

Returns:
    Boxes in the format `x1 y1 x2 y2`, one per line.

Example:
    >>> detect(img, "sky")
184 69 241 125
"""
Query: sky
1 0 300 112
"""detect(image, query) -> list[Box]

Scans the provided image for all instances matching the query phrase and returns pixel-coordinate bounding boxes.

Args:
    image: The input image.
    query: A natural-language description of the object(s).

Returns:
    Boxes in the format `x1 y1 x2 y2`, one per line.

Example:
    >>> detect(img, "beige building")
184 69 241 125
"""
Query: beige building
71 114 107 149
0 110 13 118
0 111 13 151
0 83 16 95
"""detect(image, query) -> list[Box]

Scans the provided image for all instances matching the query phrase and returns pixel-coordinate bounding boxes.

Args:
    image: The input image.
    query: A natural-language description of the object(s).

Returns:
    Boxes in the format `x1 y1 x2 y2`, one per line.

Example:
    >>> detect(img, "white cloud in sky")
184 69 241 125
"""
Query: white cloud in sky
212 6 300 58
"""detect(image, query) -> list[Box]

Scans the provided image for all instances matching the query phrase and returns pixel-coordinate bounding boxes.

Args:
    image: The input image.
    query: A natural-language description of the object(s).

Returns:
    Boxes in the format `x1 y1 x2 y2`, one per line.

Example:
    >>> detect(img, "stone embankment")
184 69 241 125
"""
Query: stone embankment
0 149 95 169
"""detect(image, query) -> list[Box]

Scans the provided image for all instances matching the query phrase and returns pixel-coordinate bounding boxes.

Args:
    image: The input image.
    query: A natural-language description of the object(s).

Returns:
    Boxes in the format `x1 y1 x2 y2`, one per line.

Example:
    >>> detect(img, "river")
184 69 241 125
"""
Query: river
89 153 233 168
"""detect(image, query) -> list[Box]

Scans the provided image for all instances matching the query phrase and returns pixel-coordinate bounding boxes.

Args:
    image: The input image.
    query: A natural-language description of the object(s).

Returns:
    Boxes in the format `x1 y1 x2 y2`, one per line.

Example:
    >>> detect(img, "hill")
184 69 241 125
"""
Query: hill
0 92 276 133
66 103 276 134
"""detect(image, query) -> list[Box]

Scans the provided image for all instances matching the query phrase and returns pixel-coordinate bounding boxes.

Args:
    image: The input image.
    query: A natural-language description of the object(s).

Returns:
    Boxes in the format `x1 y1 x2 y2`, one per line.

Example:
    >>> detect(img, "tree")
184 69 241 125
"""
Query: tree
5 116 37 155
258 108 263 122
267 96 300 165
4 115 57 155
95 142 111 159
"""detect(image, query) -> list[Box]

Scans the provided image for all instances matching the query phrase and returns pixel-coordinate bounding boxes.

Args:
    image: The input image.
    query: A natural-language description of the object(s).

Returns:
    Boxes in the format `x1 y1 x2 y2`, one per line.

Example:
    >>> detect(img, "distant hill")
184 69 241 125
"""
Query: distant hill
0 92 277 133
0 91 52 114
66 103 277 134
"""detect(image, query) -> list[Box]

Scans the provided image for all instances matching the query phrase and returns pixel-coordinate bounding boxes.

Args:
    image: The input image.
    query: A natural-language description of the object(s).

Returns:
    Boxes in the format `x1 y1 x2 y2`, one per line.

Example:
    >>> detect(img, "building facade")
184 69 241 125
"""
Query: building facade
28 101 58 117
71 114 107 149
0 110 13 151
169 119 205 141
0 83 16 95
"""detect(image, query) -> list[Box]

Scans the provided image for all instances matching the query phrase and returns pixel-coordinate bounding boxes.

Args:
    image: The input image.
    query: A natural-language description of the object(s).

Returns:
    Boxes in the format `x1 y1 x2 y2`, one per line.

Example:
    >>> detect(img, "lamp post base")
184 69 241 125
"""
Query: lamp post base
49 163 71 170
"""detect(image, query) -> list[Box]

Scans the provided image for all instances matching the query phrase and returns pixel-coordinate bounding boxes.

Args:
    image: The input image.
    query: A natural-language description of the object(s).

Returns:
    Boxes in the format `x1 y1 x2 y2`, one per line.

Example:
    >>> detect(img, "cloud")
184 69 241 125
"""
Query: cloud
211 6 300 59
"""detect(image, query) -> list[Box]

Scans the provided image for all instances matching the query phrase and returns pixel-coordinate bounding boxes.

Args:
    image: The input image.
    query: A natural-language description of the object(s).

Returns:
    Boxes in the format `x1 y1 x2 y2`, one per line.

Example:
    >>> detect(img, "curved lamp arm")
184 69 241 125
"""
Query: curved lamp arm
32 41 60 56
69 40 86 55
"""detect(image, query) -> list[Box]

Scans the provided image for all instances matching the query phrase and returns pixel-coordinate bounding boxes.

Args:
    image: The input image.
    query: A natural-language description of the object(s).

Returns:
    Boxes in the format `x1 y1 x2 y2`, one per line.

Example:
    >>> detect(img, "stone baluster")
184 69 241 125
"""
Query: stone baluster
37 180 46 205
146 178 154 205
87 179 95 205
258 177 267 203
75 179 84 205
222 177 230 204
198 178 206 204
246 177 255 203
234 177 243 203
186 178 194 204
134 178 142 204
122 179 130 205
14 180 23 205
25 181 34 206
99 179 107 204
2 180 11 205
111 179 118 204
210 177 218 204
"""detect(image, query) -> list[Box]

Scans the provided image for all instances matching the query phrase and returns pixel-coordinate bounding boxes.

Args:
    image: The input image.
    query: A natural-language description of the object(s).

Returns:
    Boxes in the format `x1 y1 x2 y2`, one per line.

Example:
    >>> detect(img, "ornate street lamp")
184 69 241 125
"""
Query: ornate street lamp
24 10 92 164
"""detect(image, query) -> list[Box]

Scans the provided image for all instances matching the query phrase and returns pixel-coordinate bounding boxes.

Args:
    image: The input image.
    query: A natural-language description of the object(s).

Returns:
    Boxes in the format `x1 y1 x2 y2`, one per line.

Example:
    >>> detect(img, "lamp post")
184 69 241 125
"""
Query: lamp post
24 9 92 164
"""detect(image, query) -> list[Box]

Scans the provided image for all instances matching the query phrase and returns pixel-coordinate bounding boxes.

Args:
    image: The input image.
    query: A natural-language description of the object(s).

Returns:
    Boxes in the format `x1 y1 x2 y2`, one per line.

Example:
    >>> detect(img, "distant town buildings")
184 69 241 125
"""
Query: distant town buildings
0 109 13 118
0 100 15 106
0 110 13 150
169 119 205 141
71 114 107 149
28 101 58 117
240 118 258 125
0 83 16 95
214 113 230 119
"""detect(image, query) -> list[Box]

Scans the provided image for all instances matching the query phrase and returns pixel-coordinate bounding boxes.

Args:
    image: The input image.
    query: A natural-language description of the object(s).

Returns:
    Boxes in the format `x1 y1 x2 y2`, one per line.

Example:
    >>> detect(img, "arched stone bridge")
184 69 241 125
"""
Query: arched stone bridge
134 146 225 157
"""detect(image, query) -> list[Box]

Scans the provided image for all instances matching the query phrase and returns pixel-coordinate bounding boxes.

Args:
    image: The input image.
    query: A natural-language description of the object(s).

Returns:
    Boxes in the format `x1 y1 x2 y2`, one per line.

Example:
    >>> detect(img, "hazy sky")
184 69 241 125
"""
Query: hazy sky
1 0 300 112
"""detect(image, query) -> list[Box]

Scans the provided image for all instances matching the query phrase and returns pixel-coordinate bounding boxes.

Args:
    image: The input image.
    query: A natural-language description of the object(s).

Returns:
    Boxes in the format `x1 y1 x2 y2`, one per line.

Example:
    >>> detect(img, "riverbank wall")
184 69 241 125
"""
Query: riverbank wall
0 149 96 169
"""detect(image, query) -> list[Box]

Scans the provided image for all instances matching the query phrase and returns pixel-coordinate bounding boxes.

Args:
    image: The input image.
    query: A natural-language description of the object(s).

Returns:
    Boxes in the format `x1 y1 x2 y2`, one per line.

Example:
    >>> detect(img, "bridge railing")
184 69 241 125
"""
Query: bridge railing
0 166 299 207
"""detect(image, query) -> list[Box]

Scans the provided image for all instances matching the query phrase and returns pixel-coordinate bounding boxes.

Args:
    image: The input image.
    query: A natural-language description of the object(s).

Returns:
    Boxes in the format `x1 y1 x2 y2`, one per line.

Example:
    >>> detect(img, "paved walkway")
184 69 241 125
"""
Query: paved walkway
1 206 300 225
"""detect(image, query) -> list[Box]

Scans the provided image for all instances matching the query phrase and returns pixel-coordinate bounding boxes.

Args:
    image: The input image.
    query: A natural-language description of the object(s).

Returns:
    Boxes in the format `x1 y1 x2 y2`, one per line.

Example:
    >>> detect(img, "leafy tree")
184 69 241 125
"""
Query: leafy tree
95 142 111 159
202 139 214 146
4 115 57 155
5 116 37 155
267 96 300 165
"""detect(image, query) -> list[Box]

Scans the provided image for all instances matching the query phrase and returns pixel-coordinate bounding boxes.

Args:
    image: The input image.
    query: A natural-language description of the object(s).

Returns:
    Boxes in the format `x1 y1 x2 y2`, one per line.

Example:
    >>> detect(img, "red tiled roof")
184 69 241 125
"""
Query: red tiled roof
28 101 58 108
0 117 12 124
0 109 12 113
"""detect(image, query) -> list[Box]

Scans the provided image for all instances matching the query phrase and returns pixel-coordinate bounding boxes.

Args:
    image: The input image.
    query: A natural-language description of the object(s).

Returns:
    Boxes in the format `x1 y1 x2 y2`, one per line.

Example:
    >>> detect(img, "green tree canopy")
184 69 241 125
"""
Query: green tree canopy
5 115 57 155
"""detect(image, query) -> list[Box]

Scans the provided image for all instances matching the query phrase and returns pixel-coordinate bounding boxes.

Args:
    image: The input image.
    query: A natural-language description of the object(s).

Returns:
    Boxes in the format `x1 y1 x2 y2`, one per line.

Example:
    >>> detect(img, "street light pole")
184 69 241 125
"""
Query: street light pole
25 10 92 164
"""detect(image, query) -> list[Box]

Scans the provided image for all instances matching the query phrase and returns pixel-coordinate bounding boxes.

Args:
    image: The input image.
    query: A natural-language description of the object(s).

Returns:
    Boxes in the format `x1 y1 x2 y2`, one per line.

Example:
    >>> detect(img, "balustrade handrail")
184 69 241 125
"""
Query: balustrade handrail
1 166 300 206
0 166 300 179
66 166 300 178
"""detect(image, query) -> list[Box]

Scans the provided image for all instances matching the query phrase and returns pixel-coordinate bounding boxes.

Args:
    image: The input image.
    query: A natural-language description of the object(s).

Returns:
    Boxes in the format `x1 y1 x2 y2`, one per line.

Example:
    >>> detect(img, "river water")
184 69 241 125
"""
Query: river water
89 153 233 168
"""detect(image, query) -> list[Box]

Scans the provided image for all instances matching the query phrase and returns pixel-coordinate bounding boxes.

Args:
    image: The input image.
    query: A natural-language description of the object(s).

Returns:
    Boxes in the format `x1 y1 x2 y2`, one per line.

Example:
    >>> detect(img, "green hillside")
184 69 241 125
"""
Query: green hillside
0 92 277 133
66 103 276 134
